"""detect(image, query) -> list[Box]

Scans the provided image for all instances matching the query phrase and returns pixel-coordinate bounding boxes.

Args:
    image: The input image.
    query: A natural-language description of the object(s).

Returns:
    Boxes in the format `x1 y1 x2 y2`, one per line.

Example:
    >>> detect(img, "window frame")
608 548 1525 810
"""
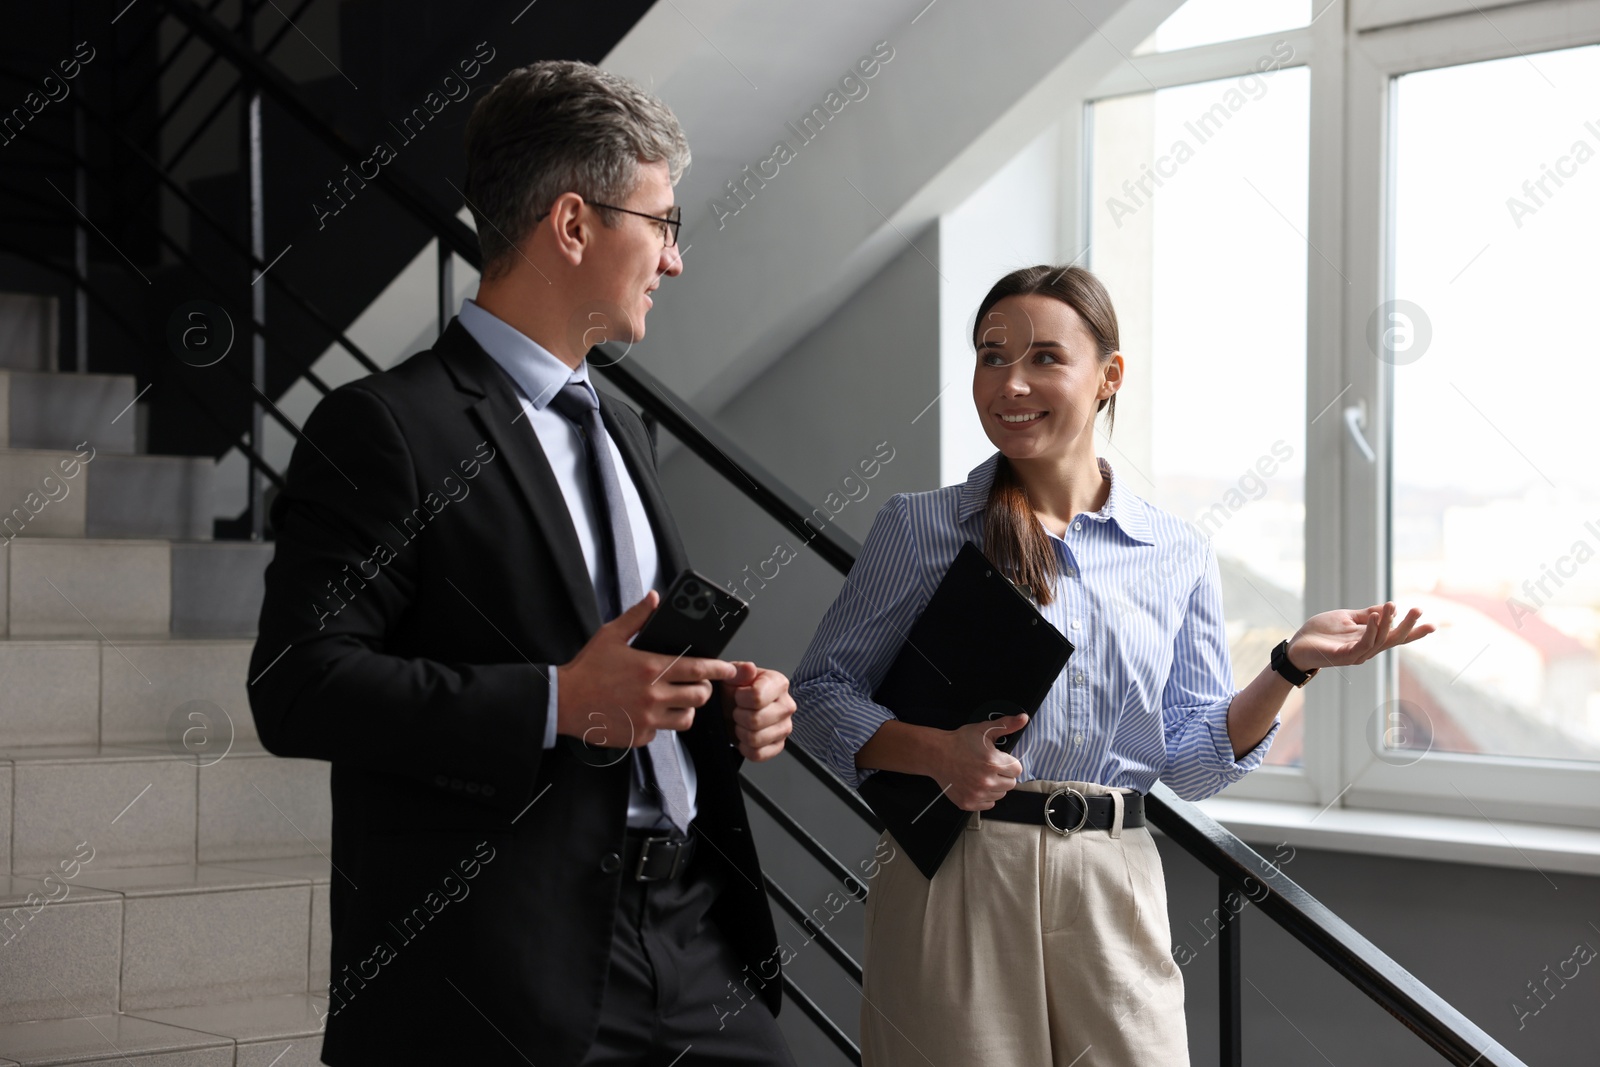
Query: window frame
1078 21 1327 807
1342 0 1600 829
1072 0 1600 828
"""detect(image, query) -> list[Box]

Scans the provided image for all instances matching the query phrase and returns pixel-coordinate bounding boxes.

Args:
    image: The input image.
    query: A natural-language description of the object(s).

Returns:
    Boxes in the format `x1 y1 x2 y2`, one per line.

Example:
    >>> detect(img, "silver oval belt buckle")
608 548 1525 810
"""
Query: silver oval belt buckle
1043 787 1090 835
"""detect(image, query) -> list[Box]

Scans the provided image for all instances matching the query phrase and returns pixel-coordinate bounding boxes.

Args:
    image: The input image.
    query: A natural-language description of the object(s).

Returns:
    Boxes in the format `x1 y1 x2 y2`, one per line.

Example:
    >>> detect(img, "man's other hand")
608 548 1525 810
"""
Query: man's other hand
720 662 795 762
557 591 737 748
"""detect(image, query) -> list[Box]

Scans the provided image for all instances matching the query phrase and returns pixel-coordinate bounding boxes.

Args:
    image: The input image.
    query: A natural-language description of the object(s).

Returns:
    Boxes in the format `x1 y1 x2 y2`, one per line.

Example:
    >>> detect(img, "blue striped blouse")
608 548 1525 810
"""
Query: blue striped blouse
790 452 1278 802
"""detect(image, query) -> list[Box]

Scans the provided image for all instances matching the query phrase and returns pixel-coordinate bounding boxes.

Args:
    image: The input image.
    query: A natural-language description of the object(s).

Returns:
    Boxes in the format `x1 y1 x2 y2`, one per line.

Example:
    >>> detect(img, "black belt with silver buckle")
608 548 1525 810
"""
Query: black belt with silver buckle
984 789 1145 834
621 829 695 881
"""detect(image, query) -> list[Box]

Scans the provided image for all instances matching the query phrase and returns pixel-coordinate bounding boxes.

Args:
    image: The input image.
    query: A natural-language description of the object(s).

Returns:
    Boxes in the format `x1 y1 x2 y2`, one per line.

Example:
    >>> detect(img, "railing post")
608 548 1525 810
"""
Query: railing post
245 8 266 541
1219 877 1242 1066
437 240 454 337
72 101 89 373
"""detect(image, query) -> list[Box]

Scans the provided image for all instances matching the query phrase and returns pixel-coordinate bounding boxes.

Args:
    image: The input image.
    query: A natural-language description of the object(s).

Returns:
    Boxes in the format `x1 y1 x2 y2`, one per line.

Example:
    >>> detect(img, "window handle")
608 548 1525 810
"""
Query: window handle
1344 400 1376 463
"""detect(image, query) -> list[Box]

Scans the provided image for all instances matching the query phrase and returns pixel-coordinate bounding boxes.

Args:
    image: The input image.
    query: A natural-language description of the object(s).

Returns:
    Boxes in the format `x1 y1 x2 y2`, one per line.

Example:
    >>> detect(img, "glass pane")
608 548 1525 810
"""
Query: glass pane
1134 0 1312 55
1089 66 1311 767
1389 45 1600 764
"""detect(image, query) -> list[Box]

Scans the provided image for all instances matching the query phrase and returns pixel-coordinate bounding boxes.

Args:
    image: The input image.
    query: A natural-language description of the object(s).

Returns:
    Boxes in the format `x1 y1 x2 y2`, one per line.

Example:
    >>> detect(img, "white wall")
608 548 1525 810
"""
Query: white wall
654 226 940 678
937 122 1063 486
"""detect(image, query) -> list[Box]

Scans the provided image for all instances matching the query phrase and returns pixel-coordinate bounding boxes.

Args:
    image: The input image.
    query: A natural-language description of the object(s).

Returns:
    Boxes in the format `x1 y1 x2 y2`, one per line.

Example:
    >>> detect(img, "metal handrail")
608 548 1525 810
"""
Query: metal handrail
65 89 382 377
1146 784 1522 1065
156 0 481 264
159 0 317 173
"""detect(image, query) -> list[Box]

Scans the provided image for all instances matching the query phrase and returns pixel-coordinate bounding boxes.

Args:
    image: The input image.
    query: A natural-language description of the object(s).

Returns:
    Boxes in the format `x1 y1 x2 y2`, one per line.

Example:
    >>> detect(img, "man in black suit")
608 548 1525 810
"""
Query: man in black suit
248 60 797 1066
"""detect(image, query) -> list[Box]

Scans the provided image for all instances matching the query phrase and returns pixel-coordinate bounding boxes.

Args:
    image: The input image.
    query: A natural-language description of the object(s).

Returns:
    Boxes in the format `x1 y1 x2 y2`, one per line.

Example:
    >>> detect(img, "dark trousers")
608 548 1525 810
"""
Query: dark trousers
580 833 797 1067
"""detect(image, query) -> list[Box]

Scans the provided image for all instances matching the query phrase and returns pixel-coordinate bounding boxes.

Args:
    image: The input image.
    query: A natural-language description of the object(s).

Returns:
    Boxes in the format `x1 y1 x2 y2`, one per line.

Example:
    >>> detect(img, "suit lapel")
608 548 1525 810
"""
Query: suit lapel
441 321 604 636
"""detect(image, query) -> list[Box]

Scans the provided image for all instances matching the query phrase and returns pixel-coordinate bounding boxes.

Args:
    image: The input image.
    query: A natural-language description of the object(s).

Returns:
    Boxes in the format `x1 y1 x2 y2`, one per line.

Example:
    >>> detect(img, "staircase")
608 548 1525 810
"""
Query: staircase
0 2 1539 1063
0 306 329 1065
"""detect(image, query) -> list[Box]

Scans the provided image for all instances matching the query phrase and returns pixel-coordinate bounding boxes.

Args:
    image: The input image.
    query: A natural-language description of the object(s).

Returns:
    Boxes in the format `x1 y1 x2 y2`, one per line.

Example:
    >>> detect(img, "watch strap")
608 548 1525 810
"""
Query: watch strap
1271 638 1317 687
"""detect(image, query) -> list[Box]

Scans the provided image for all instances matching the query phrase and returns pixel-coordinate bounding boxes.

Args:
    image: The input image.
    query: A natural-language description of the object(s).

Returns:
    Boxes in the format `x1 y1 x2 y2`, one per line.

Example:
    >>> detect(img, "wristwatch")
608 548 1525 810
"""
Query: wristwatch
1270 639 1318 687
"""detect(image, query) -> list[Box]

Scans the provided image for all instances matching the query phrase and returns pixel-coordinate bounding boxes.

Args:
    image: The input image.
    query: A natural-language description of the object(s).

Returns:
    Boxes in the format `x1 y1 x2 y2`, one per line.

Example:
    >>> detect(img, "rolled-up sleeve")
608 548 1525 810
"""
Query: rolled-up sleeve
790 494 930 788
1157 537 1278 801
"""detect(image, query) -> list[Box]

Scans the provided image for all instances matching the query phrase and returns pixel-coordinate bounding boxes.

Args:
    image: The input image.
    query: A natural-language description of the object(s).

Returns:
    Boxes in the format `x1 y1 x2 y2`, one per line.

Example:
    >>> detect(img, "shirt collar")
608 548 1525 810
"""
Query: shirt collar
457 297 594 410
956 452 1154 545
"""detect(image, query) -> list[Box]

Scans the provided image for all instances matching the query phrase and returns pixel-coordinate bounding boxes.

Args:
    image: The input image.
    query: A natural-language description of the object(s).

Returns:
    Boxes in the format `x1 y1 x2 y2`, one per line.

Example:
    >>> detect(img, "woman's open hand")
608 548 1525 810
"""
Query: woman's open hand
1289 601 1436 674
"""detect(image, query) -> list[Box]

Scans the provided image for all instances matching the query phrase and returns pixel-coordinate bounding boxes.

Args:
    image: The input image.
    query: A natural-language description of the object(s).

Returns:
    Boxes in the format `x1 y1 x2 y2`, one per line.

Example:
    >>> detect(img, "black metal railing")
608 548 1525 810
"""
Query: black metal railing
6 2 1529 1062
589 348 1526 1067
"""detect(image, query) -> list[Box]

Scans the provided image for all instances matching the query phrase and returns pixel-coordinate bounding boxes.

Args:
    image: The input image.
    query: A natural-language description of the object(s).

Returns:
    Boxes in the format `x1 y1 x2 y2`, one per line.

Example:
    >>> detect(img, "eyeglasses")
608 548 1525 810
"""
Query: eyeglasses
535 199 682 247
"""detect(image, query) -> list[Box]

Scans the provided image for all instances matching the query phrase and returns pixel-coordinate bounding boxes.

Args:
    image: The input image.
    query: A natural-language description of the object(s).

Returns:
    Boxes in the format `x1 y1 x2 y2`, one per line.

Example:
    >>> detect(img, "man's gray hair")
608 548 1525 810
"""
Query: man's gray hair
463 60 690 278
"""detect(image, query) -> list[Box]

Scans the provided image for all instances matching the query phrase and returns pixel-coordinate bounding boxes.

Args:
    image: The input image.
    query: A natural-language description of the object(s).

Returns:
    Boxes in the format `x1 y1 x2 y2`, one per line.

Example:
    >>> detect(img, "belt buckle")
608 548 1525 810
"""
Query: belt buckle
1043 787 1089 835
635 834 687 881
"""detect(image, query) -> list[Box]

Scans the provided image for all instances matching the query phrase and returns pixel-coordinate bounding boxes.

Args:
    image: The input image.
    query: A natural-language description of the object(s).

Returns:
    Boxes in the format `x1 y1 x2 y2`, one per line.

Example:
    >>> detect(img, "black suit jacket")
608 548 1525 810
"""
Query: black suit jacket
248 319 781 1066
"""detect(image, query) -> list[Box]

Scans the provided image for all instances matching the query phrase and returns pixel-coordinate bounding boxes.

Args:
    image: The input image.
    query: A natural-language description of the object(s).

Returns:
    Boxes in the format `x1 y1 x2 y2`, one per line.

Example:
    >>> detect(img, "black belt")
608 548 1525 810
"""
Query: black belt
621 828 696 881
984 789 1144 834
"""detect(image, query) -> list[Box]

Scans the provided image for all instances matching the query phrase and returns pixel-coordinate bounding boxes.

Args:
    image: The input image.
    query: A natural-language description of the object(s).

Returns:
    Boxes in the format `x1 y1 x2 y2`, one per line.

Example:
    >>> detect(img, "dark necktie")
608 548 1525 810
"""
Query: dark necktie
549 380 691 833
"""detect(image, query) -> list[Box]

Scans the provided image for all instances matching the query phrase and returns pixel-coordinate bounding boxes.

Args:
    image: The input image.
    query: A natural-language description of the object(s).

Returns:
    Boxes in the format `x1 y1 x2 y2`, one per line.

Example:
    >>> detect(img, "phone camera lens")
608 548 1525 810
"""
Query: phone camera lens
683 580 700 595
673 596 690 610
692 597 709 611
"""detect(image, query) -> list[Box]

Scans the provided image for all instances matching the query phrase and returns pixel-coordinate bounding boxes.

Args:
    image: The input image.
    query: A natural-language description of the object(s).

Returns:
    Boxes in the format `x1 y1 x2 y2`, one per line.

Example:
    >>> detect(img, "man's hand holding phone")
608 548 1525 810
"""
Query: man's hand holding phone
556 590 735 748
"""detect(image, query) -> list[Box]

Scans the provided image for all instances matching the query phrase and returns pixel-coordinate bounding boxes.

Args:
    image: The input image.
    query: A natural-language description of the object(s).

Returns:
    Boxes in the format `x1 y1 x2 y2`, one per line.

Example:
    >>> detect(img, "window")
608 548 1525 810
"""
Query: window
1387 45 1600 766
1342 0 1600 827
1089 34 1312 769
1134 0 1313 54
1074 0 1600 824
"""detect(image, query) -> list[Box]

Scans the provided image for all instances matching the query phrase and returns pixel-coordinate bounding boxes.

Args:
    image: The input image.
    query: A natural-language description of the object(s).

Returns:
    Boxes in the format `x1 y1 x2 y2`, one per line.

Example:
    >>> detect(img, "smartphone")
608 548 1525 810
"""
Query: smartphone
630 569 750 660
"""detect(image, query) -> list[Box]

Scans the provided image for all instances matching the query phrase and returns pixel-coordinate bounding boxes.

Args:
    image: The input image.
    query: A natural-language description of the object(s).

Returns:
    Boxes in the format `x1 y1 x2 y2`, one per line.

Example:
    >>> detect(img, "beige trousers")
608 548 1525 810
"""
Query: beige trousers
859 779 1189 1067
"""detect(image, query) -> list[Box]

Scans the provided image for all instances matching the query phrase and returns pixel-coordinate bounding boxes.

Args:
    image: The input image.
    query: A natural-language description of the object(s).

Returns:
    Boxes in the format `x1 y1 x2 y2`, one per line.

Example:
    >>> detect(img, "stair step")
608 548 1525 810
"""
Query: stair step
2 743 330 874
2 857 331 1024
0 875 124 1028
0 994 329 1067
0 371 137 456
0 448 215 541
129 994 329 1067
0 639 253 750
0 293 56 373
213 857 333 997
170 542 272 638
0 1011 233 1065
67 864 315 1012
4 744 200 873
2 539 271 638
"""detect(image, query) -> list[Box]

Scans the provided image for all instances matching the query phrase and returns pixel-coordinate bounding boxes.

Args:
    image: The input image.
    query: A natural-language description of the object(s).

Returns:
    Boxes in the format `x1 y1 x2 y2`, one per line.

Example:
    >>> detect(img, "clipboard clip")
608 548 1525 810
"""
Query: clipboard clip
968 698 1029 751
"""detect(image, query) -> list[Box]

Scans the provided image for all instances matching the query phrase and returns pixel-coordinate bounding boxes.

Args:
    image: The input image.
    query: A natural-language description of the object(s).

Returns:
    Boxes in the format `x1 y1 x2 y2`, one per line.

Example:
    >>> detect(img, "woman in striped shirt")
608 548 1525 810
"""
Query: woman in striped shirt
789 264 1433 1066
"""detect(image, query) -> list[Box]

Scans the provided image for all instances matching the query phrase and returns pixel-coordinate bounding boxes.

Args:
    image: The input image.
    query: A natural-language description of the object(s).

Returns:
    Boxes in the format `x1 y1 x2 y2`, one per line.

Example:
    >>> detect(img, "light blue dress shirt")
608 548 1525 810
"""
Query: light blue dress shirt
790 452 1277 801
457 299 697 826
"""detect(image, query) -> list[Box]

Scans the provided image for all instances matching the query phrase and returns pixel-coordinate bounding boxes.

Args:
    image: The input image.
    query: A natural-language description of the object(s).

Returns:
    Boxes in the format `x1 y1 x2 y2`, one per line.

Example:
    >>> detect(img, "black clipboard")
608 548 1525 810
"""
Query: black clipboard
858 541 1073 879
